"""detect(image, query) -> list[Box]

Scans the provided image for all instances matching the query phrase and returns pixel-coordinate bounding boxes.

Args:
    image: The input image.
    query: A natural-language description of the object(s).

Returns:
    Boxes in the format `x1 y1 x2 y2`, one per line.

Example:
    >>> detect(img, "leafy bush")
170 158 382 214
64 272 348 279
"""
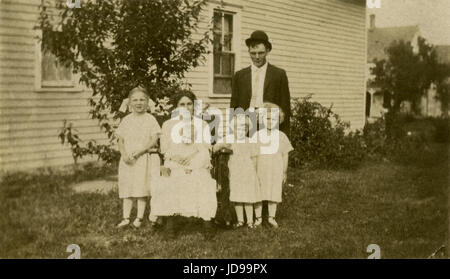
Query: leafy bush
429 117 449 143
289 96 366 169
289 97 441 170
363 114 434 164
362 117 388 157
58 120 121 165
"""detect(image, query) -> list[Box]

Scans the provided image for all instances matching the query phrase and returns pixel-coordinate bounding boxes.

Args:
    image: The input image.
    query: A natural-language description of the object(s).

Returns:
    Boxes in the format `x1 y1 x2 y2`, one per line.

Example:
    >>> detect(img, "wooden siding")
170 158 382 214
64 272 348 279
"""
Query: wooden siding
188 0 367 126
0 0 367 171
0 0 107 171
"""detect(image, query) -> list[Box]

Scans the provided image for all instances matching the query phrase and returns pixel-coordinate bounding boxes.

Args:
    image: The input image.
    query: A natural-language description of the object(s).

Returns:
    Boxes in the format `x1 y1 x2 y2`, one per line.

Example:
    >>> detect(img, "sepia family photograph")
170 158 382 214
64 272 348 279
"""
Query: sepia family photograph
0 0 448 259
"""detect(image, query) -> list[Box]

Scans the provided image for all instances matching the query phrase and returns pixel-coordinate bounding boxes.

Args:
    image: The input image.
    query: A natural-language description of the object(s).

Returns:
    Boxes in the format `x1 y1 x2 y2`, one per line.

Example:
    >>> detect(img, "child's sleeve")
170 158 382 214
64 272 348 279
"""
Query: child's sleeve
148 114 162 136
280 132 294 155
159 121 171 155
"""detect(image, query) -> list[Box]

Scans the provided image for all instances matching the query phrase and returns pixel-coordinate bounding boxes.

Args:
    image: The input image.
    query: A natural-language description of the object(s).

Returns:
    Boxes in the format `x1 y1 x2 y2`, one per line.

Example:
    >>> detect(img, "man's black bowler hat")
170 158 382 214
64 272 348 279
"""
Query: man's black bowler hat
245 30 272 51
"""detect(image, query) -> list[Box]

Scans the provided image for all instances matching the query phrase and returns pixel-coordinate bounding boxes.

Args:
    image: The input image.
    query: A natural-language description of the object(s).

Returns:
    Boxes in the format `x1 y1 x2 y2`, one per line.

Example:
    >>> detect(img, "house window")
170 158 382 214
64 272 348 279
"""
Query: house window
37 30 76 89
213 10 235 95
41 51 74 87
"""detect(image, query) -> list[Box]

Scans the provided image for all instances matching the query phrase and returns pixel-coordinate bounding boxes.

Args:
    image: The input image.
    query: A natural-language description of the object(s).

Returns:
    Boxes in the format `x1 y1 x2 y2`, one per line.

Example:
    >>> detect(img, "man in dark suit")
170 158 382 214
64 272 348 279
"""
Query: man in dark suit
230 30 291 138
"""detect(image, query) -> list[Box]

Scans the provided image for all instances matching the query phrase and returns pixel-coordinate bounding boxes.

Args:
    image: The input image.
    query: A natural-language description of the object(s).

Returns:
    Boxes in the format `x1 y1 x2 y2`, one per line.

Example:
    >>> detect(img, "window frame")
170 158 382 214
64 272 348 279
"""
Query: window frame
207 4 241 98
34 29 82 93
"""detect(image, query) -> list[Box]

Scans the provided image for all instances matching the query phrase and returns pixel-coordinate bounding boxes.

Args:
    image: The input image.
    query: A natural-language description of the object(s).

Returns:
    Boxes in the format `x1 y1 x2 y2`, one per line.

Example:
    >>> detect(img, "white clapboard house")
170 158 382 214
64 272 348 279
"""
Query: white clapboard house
0 0 367 171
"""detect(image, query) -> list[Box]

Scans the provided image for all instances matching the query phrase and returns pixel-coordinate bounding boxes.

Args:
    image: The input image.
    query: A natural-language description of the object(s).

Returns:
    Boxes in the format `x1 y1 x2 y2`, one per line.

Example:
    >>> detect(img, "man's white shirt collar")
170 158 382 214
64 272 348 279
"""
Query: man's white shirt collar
250 62 268 108
251 61 268 73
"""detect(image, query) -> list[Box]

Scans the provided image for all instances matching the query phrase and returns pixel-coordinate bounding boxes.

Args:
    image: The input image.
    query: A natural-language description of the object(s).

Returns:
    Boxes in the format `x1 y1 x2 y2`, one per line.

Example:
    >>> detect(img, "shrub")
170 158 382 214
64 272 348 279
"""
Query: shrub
363 114 432 163
429 117 449 143
289 96 366 169
362 117 388 157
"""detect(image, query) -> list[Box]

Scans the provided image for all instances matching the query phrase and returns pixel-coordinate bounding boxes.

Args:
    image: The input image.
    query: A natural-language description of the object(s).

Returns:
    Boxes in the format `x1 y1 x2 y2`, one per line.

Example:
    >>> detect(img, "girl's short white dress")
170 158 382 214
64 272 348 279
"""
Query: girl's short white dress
227 138 261 203
116 113 161 199
255 130 293 203
151 130 217 221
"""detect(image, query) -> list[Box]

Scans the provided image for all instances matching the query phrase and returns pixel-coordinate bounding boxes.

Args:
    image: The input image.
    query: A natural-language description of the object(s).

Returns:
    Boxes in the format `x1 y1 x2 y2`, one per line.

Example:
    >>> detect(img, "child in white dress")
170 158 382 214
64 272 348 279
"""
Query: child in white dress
222 115 260 228
254 102 293 228
115 87 161 228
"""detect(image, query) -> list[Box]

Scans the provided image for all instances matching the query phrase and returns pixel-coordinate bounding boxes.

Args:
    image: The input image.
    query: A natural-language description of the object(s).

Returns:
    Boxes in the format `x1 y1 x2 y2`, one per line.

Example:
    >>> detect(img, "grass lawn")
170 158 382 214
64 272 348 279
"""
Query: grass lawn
0 144 447 258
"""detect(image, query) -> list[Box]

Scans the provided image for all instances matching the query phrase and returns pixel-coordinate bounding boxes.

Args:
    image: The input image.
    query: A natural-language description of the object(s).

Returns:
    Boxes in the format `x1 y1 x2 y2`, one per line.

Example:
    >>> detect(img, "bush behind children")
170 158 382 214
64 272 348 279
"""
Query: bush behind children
115 86 293 233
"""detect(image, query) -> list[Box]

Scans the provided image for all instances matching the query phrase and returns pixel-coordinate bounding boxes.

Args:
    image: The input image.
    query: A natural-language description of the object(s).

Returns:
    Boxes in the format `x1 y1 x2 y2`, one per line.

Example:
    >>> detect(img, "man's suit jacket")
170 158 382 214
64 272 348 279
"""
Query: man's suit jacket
230 63 291 138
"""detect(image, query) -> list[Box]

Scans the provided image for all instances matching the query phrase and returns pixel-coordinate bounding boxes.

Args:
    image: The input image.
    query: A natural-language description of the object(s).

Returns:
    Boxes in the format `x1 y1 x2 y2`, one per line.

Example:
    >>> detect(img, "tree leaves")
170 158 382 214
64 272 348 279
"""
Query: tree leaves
370 37 449 114
39 0 210 164
39 0 209 114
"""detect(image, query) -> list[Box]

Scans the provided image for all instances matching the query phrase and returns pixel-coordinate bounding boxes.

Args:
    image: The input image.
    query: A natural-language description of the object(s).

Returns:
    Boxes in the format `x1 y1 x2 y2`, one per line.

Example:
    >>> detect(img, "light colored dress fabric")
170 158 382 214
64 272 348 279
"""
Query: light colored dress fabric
151 117 217 220
255 130 293 203
160 117 212 155
116 113 161 198
227 137 261 203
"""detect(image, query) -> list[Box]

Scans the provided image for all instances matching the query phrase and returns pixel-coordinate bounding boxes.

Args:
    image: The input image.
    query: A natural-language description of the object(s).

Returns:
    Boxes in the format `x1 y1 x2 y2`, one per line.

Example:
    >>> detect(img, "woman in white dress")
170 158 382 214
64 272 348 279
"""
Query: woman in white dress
150 91 217 235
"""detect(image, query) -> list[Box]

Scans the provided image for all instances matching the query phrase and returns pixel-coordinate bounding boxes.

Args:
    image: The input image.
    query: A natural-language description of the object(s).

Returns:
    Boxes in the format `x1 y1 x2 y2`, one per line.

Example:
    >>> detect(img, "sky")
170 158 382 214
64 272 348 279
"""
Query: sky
367 0 450 45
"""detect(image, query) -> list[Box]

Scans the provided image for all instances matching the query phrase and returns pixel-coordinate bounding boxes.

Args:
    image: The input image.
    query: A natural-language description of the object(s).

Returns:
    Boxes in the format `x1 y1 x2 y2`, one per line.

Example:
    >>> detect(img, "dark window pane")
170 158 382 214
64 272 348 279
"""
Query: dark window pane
224 14 233 34
42 51 57 81
213 12 222 33
221 53 234 76
58 61 73 81
213 77 232 94
214 53 221 74
213 33 222 52
223 34 232 51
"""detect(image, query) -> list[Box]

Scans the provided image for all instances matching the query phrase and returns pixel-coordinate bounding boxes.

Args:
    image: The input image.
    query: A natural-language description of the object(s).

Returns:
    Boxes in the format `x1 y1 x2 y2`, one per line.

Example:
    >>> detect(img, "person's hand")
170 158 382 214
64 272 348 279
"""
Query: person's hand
161 167 171 177
179 157 191 166
282 172 287 185
123 154 136 165
131 151 140 160
171 155 191 166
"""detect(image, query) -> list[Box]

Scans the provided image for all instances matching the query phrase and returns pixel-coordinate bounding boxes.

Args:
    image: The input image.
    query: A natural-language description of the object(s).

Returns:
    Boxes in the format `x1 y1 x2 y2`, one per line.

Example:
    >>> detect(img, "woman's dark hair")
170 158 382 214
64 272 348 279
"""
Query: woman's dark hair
170 90 197 108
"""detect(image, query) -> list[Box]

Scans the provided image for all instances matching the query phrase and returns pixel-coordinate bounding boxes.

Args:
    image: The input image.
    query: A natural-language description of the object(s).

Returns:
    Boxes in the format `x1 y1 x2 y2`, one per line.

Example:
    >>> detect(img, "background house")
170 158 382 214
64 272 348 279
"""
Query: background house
0 0 367 171
425 44 450 117
366 14 448 119
366 14 420 119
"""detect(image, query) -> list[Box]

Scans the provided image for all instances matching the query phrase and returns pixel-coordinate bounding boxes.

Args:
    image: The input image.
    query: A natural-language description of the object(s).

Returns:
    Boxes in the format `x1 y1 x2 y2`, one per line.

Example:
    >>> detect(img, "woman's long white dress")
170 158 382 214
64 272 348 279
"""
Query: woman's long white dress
150 117 217 220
